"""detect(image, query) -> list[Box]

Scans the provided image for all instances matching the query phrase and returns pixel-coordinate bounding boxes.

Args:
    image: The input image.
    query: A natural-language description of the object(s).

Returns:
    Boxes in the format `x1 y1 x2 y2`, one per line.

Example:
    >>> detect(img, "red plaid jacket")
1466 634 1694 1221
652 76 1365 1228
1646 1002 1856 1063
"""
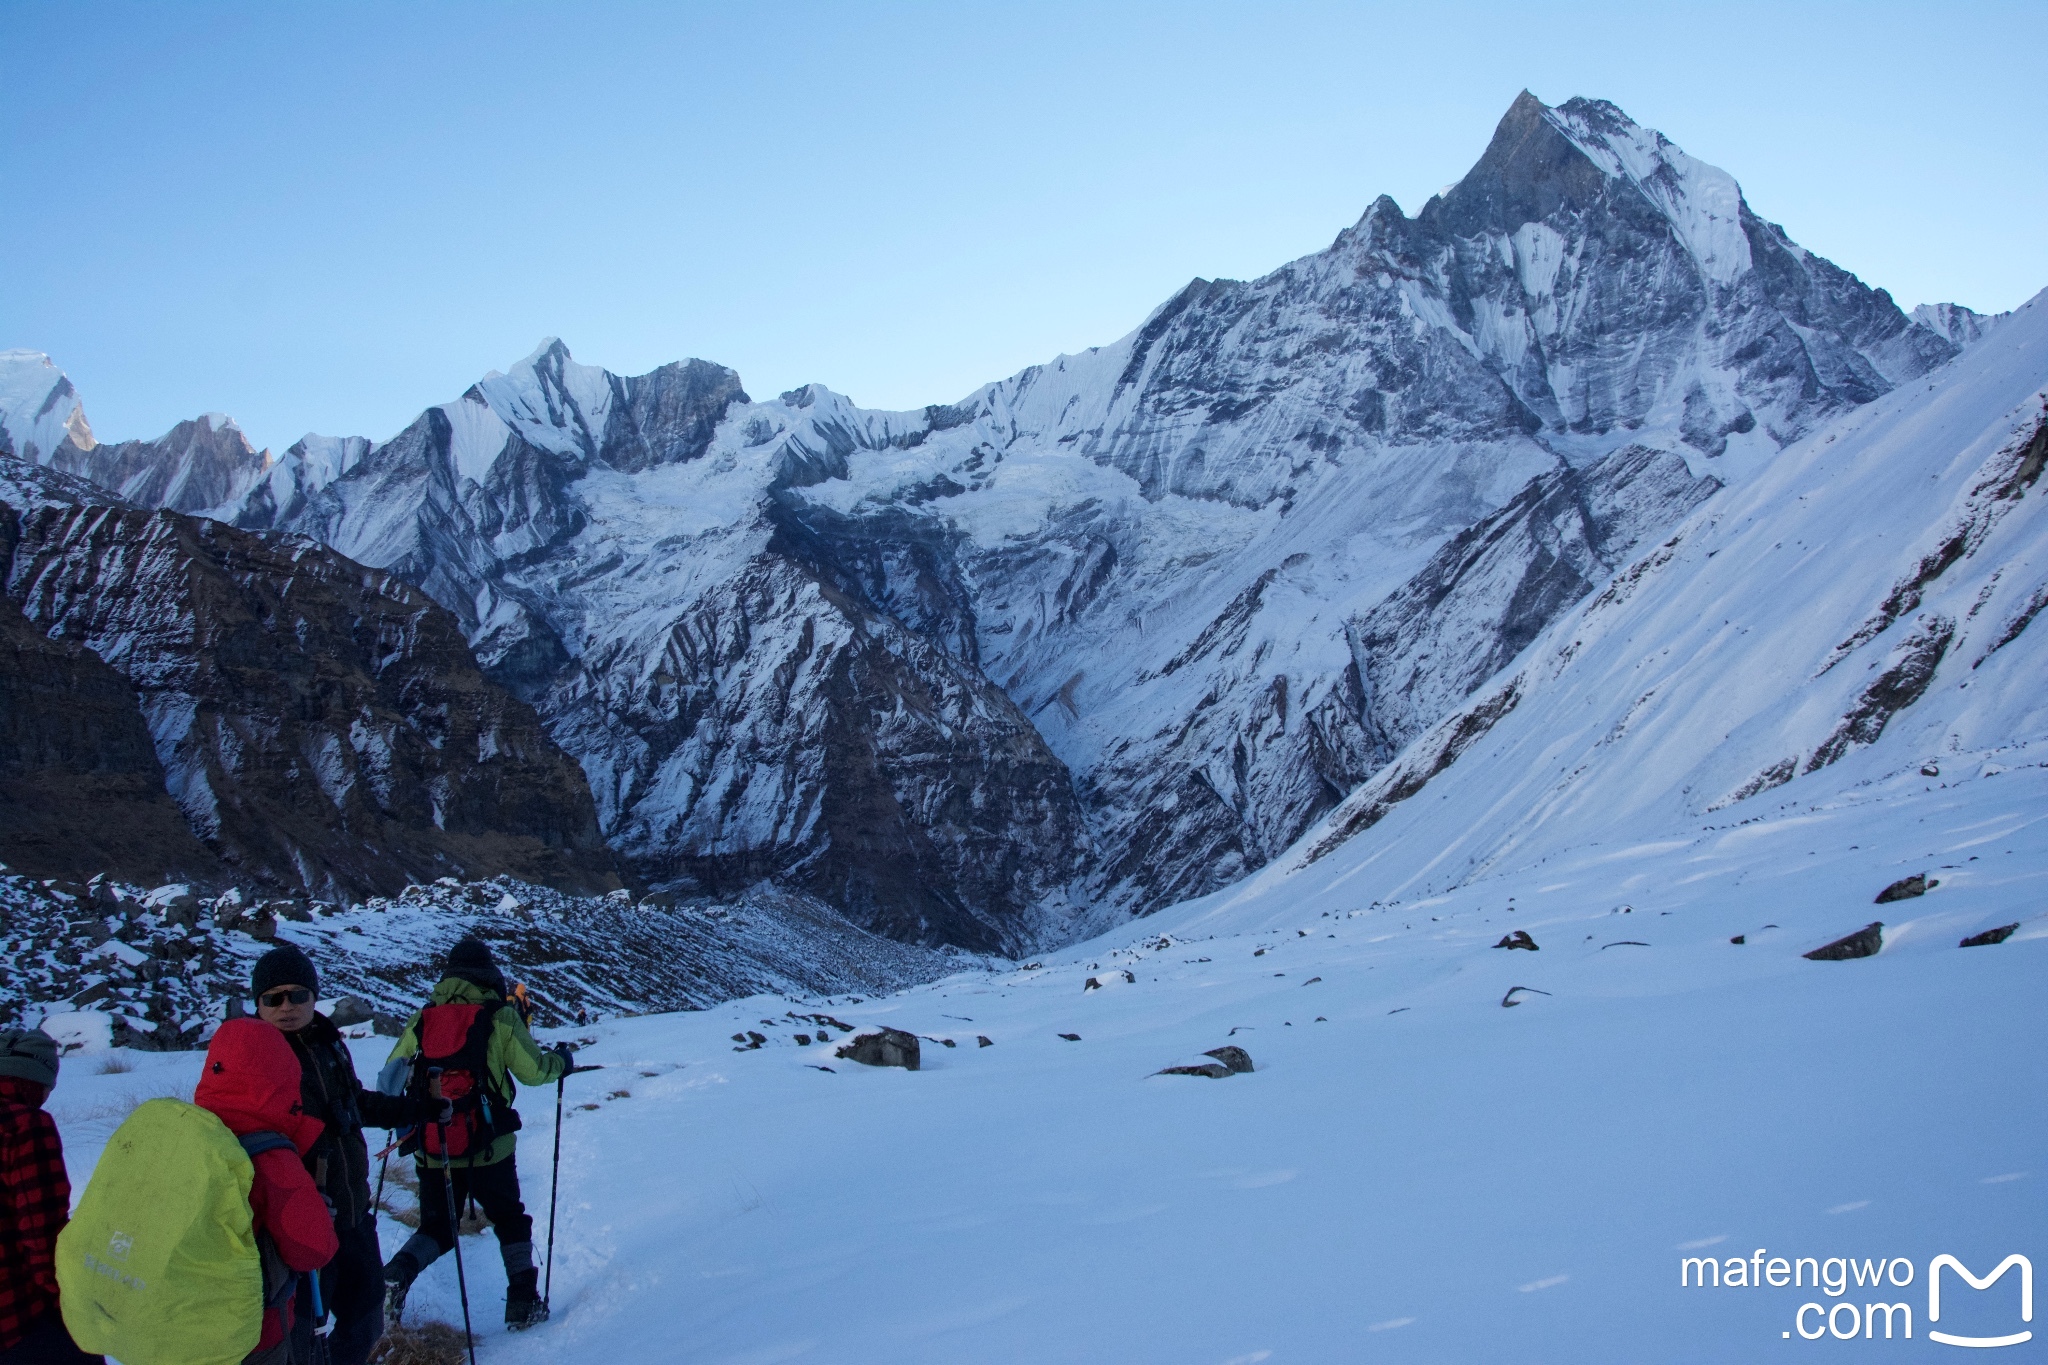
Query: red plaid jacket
0 1074 69 1350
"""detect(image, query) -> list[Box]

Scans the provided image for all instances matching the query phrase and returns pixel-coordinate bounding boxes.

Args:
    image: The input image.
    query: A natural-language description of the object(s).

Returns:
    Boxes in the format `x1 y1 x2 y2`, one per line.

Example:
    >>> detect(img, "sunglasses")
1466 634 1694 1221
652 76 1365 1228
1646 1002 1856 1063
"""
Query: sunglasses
258 988 314 1008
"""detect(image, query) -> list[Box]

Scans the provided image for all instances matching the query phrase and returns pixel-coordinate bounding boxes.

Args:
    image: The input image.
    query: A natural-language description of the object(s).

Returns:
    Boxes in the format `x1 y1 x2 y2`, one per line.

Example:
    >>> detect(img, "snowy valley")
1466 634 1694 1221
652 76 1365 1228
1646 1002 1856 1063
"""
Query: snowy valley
3 85 2044 1362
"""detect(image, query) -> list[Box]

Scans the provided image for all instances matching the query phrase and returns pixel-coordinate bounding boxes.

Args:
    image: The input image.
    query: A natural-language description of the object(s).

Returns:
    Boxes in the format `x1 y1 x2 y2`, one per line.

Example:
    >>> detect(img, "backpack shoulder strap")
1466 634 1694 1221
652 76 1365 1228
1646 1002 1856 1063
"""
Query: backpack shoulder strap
234 1129 303 1308
469 1000 510 1097
237 1130 297 1160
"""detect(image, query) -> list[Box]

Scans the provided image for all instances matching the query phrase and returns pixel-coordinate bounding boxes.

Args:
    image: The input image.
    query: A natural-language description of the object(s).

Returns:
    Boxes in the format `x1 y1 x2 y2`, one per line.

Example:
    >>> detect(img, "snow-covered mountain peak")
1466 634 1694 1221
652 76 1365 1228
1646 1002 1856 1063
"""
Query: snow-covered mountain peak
0 349 90 463
1545 95 1752 284
1912 300 2008 348
1416 91 1742 290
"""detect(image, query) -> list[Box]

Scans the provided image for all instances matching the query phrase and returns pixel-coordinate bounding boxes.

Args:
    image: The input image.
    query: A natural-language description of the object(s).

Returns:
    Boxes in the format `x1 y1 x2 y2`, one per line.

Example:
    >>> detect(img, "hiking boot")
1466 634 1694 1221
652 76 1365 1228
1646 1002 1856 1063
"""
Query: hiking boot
383 1254 418 1328
505 1268 547 1331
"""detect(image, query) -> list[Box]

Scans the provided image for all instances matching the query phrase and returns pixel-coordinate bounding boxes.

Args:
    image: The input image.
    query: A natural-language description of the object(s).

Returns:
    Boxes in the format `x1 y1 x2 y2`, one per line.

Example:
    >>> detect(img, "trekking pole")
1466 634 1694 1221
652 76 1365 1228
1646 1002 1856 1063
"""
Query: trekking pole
543 1063 601 1314
544 1073 563 1313
438 1120 478 1365
309 1271 333 1365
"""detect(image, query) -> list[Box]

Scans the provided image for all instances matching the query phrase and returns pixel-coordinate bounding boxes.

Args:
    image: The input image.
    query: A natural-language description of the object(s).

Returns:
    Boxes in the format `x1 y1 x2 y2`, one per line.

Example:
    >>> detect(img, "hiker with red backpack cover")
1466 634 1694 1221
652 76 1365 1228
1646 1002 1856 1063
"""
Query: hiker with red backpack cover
0 1028 101 1365
193 1020 341 1364
379 938 570 1332
249 945 441 1365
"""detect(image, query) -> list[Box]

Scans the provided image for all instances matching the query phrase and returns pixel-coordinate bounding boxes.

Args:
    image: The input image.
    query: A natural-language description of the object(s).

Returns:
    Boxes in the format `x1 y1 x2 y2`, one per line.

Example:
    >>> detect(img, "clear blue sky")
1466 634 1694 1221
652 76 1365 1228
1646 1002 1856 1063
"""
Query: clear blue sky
5 1 2044 453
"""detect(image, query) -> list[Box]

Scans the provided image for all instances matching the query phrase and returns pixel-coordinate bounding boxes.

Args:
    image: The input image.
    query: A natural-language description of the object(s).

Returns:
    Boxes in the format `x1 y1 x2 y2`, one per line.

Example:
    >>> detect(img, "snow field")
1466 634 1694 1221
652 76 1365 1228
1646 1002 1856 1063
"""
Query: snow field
37 764 2042 1361
224 761 2032 1364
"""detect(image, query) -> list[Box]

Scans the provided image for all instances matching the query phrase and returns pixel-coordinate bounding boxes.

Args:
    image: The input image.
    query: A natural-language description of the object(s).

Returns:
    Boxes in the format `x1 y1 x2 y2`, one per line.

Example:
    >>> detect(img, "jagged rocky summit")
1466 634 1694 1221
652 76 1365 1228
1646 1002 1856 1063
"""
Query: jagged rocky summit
0 93 2010 952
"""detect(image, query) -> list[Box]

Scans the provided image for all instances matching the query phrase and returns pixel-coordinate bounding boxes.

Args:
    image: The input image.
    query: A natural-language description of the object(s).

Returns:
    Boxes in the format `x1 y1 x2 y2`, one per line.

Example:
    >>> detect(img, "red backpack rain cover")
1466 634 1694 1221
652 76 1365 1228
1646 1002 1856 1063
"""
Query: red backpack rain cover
408 1001 520 1159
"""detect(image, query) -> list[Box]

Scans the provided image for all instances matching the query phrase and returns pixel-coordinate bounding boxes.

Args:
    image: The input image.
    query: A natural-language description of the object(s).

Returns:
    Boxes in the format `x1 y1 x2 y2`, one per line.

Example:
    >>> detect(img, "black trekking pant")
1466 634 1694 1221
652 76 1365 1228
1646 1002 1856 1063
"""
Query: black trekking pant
0 1311 102 1365
289 1214 383 1365
412 1155 534 1264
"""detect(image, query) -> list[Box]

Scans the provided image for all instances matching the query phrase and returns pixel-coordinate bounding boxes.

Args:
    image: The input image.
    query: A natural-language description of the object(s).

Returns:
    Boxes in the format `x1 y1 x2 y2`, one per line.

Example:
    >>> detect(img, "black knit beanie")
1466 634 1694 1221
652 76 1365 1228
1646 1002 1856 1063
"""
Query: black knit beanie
251 943 320 1002
444 936 506 996
0 1028 59 1088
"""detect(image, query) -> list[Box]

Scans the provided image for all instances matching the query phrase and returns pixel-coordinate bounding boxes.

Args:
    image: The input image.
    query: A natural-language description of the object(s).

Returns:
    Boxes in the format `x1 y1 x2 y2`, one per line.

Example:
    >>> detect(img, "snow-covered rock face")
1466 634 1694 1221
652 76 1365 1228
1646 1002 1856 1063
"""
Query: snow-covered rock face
1 500 623 903
1294 288 2048 892
1912 300 2007 348
0 93 1999 951
0 350 94 465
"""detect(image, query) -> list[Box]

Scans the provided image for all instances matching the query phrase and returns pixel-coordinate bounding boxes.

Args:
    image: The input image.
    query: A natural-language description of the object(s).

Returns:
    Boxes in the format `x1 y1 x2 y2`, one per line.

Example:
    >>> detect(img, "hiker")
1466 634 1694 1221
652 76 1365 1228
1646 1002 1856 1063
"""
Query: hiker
381 937 572 1332
192 1019 341 1364
250 946 436 1365
0 1028 101 1365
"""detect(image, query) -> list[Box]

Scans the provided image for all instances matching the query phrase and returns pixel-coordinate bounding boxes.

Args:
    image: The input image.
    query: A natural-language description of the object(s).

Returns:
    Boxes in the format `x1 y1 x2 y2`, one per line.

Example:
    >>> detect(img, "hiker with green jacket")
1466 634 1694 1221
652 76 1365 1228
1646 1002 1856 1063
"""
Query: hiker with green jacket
379 938 570 1331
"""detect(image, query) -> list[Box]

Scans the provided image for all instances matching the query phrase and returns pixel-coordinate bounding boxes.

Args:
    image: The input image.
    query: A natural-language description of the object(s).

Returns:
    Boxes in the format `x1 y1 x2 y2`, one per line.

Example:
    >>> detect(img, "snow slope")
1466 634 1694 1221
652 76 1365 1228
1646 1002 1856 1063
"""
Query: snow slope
1284 287 2048 899
47 759 2039 1363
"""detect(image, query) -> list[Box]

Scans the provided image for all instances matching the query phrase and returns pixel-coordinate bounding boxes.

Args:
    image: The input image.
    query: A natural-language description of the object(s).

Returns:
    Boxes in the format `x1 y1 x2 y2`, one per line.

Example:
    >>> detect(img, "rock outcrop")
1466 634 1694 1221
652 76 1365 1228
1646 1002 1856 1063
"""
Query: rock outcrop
1803 922 1884 961
0 520 220 884
1 498 620 901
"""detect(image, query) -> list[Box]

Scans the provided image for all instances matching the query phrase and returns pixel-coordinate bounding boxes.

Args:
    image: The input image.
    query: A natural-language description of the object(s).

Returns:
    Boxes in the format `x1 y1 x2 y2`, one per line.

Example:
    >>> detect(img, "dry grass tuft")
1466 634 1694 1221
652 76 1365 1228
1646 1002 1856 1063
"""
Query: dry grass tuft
377 1160 489 1234
371 1320 469 1365
96 1054 136 1075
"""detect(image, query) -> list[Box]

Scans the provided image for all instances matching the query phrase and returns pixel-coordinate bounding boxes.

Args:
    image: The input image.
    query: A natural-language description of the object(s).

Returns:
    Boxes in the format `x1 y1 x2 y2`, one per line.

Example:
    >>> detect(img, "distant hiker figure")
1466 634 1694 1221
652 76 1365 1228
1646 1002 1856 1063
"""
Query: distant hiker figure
0 1028 101 1365
380 937 572 1332
252 945 436 1365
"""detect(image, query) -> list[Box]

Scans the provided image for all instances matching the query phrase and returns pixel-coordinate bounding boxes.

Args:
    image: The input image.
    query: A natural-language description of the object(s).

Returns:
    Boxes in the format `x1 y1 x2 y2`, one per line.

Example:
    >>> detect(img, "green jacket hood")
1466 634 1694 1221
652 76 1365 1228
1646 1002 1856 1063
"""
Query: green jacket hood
429 976 501 1006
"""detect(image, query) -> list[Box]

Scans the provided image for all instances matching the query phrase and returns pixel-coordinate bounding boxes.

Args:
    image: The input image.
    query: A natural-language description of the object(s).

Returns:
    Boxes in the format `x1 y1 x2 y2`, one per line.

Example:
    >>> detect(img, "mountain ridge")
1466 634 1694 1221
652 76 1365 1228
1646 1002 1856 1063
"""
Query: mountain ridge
0 93 2023 949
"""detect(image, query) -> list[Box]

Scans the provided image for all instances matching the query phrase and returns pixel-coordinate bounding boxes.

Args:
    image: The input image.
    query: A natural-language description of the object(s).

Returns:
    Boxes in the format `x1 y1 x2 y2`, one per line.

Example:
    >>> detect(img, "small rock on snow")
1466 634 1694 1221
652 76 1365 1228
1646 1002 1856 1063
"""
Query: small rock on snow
1875 874 1933 903
834 1027 920 1070
1804 922 1884 961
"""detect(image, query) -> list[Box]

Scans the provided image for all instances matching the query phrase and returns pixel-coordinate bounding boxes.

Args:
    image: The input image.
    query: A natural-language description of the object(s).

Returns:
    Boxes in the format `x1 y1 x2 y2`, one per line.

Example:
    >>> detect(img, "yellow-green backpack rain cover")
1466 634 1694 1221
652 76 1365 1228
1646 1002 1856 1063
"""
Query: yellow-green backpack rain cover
56 1097 265 1365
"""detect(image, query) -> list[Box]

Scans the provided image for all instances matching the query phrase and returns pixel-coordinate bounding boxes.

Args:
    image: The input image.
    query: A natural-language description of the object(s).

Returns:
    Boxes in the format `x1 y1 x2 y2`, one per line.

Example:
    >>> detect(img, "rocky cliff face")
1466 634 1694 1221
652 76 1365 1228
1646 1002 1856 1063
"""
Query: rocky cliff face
42 413 269 514
1350 444 1721 756
1 93 1988 948
0 509 220 886
1 495 621 902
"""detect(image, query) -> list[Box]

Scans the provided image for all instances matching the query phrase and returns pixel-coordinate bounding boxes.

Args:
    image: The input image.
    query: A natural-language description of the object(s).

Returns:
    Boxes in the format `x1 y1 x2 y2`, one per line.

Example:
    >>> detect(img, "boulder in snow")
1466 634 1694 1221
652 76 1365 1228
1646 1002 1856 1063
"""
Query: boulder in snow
835 1027 920 1070
1203 1046 1254 1073
1959 923 2019 948
1156 1062 1234 1079
1804 922 1884 961
1874 874 1934 903
328 996 374 1027
1084 969 1135 991
1493 930 1539 951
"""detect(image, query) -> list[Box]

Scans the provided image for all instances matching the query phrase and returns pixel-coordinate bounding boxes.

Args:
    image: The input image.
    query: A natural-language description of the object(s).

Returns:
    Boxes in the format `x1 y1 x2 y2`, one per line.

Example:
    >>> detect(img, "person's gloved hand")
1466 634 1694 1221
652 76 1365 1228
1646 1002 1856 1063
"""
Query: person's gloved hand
551 1042 576 1069
323 1194 338 1220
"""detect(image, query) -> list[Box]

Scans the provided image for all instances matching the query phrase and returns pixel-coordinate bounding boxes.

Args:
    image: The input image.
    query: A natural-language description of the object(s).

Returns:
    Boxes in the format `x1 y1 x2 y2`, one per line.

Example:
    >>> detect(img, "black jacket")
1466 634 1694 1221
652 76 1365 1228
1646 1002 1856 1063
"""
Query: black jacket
287 1012 424 1229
